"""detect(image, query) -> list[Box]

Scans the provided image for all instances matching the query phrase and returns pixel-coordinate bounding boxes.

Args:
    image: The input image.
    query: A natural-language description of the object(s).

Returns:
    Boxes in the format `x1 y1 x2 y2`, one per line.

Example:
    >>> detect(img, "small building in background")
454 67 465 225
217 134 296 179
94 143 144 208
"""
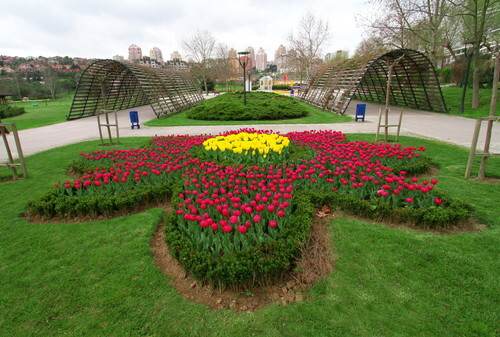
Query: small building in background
259 75 273 92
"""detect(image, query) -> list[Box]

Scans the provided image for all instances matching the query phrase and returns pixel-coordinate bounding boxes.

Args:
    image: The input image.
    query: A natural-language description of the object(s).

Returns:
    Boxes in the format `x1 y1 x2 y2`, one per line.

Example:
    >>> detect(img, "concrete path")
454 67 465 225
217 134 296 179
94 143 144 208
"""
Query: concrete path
1 99 499 162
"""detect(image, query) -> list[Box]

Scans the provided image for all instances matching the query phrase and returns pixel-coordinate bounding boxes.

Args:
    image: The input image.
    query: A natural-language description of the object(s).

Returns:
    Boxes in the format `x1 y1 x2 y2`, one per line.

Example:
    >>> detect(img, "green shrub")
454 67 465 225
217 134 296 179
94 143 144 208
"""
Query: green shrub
272 84 291 90
308 190 472 229
26 183 173 219
378 155 434 175
185 92 309 121
165 191 314 287
0 105 25 119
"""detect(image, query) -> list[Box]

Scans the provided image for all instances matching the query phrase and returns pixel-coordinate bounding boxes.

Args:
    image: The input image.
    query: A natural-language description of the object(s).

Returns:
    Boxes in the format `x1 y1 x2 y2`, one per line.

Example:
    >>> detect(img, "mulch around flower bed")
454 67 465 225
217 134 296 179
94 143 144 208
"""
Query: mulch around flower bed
151 213 334 312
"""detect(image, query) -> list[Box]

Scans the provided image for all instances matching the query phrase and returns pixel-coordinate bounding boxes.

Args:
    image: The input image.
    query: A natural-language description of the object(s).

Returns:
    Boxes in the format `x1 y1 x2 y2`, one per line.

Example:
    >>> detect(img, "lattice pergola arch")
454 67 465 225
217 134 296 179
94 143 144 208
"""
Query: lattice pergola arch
299 49 447 114
67 59 203 120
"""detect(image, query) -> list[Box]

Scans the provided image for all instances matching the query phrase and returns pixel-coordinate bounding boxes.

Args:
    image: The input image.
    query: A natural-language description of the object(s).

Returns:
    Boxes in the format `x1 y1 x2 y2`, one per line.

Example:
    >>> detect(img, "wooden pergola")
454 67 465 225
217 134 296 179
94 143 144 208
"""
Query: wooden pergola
67 59 203 120
299 49 447 114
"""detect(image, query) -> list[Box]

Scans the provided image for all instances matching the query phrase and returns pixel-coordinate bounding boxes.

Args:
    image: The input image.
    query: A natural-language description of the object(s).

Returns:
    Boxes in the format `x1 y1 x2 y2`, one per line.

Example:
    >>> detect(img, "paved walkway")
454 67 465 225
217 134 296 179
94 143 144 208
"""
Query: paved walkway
1 100 499 161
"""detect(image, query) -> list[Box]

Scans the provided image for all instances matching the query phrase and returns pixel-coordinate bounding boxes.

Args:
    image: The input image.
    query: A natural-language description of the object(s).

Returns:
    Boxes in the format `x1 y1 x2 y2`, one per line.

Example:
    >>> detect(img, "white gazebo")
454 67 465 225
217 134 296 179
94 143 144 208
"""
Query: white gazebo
259 76 273 92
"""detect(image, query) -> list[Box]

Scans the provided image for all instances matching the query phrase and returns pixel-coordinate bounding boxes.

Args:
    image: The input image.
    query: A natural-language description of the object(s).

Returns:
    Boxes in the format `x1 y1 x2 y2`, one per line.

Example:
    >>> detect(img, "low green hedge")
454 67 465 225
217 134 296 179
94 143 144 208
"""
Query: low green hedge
165 187 472 287
185 92 309 121
272 84 291 91
165 192 314 287
26 183 173 219
0 105 25 119
309 190 472 229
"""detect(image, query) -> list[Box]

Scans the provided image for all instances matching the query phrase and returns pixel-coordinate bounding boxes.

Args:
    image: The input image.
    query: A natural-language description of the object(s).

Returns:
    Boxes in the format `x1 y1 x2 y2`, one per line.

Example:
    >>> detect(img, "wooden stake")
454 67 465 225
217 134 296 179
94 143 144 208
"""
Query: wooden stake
105 111 113 144
114 110 120 144
11 124 27 178
465 119 482 179
478 52 499 179
396 110 404 141
0 126 17 179
375 107 383 141
97 114 104 144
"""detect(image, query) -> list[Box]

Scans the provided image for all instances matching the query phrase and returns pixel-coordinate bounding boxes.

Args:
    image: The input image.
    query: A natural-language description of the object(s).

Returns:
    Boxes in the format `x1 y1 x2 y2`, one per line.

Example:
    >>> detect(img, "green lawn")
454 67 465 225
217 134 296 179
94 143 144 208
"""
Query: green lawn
214 83 244 92
441 86 499 118
2 94 73 130
145 106 351 127
0 135 499 336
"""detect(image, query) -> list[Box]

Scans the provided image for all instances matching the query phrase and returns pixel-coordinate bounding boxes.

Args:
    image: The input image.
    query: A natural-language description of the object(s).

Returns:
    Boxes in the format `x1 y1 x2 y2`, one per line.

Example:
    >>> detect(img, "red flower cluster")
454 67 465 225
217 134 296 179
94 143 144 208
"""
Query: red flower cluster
57 130 444 251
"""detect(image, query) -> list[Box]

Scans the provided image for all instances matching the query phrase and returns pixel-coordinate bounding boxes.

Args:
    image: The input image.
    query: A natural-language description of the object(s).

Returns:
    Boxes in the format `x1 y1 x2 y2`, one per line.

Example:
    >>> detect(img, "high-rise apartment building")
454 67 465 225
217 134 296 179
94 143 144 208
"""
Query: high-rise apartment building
170 51 182 61
246 47 256 70
256 47 267 71
128 44 142 62
274 45 287 72
149 47 164 64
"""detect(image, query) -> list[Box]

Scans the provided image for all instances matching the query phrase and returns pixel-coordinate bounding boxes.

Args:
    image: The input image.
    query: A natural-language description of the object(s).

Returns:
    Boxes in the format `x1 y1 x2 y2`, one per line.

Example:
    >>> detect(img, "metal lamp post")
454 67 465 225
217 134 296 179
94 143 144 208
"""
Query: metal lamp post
237 51 250 105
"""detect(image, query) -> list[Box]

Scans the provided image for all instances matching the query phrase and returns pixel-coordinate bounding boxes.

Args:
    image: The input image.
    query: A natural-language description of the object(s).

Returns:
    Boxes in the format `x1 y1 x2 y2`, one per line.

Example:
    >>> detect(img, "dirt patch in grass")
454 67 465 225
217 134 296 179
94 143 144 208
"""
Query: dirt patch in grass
151 212 334 312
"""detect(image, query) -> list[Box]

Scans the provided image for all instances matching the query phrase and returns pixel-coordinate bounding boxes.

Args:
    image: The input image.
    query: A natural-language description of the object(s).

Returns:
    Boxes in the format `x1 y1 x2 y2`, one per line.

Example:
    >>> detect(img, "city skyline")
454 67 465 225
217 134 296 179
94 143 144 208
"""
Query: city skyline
0 0 366 59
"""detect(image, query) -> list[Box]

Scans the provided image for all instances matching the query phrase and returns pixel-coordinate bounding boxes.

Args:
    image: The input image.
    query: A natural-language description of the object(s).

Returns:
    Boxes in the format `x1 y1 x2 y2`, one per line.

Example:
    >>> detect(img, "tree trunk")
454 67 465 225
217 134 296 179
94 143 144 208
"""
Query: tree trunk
203 78 208 95
472 54 480 109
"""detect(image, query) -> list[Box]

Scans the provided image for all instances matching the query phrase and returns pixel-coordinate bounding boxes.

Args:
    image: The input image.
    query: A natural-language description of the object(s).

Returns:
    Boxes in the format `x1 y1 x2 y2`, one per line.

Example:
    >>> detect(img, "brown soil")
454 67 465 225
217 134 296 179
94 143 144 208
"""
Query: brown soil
151 213 334 312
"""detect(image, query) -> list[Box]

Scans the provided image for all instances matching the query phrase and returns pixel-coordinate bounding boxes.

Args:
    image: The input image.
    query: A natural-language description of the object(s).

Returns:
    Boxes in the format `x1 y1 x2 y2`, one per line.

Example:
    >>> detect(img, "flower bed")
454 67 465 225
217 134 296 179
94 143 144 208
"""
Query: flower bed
26 130 473 286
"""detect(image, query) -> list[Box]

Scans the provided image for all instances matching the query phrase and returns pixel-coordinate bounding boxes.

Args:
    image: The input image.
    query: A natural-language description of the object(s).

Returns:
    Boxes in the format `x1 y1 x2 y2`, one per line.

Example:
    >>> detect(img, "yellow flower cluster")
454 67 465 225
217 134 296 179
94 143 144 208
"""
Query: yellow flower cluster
203 132 290 157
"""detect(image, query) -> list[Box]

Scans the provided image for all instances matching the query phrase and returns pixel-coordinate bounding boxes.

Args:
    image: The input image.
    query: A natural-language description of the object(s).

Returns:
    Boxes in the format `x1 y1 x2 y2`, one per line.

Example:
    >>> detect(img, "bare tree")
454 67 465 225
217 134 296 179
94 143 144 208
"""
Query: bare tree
360 1 409 49
287 13 330 81
354 36 390 59
213 44 232 91
183 30 216 94
448 0 499 108
42 66 58 99
362 0 454 66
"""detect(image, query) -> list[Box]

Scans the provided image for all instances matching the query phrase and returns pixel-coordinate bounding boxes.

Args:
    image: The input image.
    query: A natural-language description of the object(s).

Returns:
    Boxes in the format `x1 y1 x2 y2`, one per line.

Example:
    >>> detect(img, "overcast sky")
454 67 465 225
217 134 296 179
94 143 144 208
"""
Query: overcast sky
1 0 370 61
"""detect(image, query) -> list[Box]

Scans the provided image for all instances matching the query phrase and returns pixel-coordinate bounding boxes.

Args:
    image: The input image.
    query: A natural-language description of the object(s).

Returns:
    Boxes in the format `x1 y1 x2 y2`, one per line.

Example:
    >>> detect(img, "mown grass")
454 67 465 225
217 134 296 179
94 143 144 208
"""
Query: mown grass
146 93 351 127
441 86 499 118
3 94 73 130
0 136 499 337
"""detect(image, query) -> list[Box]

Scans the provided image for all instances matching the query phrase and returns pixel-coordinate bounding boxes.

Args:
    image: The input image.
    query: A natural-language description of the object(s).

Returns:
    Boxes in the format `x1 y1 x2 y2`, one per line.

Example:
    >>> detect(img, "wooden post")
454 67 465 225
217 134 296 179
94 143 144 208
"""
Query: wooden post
0 126 17 179
114 110 120 143
11 124 27 178
104 111 113 144
97 114 104 144
396 110 404 141
375 107 383 141
478 52 499 179
465 119 482 179
384 64 393 142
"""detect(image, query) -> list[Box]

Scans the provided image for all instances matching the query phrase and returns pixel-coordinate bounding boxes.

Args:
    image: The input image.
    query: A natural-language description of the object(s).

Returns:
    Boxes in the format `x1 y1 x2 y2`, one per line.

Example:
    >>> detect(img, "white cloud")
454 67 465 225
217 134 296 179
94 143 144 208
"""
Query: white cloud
0 0 367 60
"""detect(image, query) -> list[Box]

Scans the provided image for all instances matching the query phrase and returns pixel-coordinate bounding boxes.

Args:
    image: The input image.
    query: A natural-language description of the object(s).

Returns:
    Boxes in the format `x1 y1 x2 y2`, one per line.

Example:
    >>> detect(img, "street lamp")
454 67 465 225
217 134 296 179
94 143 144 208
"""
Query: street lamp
237 51 250 105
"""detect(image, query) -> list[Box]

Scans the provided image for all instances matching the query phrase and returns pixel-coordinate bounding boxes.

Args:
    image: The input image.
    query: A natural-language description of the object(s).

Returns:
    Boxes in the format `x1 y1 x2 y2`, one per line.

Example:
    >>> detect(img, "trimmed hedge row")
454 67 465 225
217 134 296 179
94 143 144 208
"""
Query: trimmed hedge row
309 190 472 229
0 105 25 119
164 187 473 287
185 92 309 121
26 183 173 219
165 192 314 287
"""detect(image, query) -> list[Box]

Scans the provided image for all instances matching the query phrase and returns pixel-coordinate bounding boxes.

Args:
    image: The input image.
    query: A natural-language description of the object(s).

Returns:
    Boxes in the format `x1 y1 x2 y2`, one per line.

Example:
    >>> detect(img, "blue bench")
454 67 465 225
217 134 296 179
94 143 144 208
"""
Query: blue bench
129 111 140 129
355 103 366 122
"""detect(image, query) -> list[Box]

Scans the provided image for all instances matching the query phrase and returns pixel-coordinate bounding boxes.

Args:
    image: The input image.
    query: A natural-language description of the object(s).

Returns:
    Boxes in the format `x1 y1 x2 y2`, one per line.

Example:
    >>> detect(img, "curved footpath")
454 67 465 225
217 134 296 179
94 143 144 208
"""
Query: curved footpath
1 100 499 161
